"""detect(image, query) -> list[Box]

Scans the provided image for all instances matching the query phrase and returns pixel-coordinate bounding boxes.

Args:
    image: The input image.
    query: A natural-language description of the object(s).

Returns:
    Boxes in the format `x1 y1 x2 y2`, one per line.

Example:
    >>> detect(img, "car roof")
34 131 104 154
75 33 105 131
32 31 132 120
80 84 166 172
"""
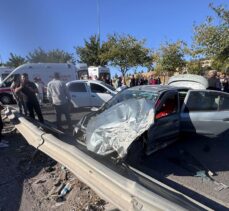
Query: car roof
128 85 190 93
66 80 103 85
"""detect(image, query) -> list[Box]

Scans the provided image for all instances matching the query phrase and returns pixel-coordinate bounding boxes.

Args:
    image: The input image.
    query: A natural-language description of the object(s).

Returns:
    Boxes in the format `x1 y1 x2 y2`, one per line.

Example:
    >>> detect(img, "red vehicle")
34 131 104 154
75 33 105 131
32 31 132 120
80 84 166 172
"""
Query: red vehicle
0 67 14 104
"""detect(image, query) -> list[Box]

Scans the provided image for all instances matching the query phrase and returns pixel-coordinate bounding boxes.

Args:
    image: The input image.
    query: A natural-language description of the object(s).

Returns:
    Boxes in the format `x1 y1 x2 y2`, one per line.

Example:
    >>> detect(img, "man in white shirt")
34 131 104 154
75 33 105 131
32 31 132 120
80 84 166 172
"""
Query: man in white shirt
47 72 72 131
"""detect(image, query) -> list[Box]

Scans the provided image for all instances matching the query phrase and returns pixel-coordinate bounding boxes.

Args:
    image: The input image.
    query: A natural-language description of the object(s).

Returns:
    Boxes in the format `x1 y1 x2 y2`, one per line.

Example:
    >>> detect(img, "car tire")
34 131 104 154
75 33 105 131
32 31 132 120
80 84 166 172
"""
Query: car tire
125 138 146 166
0 94 13 104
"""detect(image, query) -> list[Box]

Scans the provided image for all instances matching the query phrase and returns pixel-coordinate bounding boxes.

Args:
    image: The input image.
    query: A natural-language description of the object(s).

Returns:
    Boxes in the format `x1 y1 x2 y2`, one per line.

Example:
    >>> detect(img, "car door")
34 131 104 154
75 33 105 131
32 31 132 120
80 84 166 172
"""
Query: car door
89 82 113 107
147 91 180 152
180 90 229 139
68 82 91 107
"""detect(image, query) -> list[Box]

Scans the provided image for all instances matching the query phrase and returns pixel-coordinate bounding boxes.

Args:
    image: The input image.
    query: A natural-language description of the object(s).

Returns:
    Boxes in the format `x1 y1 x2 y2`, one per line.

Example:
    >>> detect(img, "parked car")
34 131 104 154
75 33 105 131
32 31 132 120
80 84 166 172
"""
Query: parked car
74 83 229 160
66 80 117 108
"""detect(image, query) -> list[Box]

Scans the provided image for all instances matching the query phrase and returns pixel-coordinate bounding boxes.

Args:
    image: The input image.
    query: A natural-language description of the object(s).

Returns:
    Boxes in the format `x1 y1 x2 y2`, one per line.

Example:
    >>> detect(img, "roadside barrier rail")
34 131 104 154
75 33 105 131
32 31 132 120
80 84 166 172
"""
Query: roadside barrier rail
5 107 212 211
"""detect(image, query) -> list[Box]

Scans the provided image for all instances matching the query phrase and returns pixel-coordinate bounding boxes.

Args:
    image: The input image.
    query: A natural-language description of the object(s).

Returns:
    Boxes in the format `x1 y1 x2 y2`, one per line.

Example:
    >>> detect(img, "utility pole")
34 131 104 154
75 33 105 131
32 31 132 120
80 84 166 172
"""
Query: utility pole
97 0 101 48
0 54 2 66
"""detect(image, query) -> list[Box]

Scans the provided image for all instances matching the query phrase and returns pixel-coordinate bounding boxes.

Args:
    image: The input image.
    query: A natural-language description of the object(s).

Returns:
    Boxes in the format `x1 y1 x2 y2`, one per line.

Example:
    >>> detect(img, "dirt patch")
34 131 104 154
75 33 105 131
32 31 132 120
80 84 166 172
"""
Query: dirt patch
0 121 108 211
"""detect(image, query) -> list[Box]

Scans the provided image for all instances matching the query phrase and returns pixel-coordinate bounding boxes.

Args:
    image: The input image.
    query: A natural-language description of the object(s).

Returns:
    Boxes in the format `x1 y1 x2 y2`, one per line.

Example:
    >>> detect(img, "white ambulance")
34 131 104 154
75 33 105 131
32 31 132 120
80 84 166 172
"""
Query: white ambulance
88 66 110 80
0 63 78 104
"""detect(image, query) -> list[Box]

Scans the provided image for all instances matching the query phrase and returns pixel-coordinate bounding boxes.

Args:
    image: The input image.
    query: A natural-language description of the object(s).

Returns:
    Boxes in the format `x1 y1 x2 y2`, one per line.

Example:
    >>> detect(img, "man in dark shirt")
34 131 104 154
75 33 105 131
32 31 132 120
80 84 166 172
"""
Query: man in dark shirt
15 73 44 123
129 75 136 87
207 70 221 91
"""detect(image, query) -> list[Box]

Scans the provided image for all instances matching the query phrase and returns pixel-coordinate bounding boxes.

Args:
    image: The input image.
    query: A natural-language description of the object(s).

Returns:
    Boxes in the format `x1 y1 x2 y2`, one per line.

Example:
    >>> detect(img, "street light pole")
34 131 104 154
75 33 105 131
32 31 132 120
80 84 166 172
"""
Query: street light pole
97 0 101 48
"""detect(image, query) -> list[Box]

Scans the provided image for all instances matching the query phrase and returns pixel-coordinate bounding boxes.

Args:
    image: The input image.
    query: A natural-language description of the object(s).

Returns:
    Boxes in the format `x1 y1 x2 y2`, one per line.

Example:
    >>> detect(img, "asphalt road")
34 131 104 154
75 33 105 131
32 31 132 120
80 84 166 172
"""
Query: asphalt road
10 103 229 210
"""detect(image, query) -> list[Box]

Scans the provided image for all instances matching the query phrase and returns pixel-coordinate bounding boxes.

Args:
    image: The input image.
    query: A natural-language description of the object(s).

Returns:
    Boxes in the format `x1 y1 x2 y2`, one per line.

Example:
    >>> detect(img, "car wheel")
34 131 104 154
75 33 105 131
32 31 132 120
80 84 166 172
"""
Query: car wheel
0 94 13 104
125 138 146 166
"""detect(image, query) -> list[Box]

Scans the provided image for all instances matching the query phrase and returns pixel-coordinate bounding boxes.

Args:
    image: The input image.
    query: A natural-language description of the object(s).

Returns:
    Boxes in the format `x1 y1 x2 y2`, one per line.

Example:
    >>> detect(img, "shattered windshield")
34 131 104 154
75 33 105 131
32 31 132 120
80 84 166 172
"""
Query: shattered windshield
103 89 159 110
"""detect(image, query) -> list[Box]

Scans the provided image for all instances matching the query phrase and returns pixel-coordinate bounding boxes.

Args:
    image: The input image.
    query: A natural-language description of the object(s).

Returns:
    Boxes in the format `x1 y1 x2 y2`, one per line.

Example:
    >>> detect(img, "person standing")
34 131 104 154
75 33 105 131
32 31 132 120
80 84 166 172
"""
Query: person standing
139 76 145 85
219 72 229 92
130 75 136 87
105 75 112 86
10 74 27 115
148 74 157 85
156 75 161 84
34 77 45 105
47 72 72 131
143 76 148 85
15 73 44 123
207 70 221 90
117 77 122 87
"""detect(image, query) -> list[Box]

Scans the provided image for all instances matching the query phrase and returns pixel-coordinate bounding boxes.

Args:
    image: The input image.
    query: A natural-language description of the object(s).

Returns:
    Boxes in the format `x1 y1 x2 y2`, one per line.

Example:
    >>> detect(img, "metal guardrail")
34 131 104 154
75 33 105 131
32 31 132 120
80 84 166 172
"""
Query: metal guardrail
5 107 212 211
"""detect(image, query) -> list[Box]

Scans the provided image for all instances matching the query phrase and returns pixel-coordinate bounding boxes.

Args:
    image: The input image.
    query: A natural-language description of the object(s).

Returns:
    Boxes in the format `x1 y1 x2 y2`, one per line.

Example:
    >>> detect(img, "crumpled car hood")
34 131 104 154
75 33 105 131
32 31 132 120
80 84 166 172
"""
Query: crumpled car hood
86 98 155 158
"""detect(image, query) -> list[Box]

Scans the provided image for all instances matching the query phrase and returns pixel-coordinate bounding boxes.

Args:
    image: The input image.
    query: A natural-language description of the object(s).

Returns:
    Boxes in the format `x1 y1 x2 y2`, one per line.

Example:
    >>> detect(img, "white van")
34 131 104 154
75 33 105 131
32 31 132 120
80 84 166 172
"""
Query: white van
88 66 110 80
76 63 88 79
0 67 13 83
0 63 78 104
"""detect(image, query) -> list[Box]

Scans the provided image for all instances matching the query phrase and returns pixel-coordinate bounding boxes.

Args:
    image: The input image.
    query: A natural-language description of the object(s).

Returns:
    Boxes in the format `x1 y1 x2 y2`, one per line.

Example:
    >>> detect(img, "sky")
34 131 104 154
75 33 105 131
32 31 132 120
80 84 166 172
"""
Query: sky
0 0 228 75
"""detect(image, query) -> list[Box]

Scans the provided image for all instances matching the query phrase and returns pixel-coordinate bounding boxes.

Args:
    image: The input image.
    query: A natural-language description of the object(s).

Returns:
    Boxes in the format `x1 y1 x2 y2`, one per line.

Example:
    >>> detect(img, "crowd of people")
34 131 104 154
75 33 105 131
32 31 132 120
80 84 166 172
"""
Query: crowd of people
207 70 229 92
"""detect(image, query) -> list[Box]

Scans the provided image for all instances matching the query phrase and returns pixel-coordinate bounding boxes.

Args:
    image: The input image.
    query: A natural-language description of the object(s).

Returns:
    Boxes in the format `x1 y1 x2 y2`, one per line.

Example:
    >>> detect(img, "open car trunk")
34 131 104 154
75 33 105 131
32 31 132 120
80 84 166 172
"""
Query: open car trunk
168 74 209 89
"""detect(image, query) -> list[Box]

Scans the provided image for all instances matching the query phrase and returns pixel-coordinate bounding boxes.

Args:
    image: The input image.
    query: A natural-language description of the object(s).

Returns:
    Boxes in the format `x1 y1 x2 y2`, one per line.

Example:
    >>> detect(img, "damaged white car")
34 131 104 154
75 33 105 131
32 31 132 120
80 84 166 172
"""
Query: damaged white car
74 75 229 160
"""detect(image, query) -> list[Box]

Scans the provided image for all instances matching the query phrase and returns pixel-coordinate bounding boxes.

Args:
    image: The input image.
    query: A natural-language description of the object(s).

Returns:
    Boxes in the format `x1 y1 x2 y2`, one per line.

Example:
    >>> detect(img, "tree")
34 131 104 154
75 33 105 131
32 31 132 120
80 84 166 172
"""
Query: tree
27 48 75 63
5 53 26 68
75 35 108 66
186 60 204 75
193 4 229 71
158 41 186 74
101 34 152 77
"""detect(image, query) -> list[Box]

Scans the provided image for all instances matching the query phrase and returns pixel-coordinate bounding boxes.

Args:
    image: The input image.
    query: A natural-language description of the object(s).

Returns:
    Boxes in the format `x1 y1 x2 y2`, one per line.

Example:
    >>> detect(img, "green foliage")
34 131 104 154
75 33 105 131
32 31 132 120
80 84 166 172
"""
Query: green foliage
186 60 204 75
212 59 229 72
158 41 186 73
27 48 75 63
6 53 26 68
101 34 153 76
193 4 229 68
75 35 108 66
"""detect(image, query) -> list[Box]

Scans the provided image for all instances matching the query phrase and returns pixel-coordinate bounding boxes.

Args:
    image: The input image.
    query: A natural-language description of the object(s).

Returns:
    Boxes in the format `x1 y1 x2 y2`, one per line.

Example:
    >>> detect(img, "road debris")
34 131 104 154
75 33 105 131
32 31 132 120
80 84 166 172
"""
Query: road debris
0 125 107 211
